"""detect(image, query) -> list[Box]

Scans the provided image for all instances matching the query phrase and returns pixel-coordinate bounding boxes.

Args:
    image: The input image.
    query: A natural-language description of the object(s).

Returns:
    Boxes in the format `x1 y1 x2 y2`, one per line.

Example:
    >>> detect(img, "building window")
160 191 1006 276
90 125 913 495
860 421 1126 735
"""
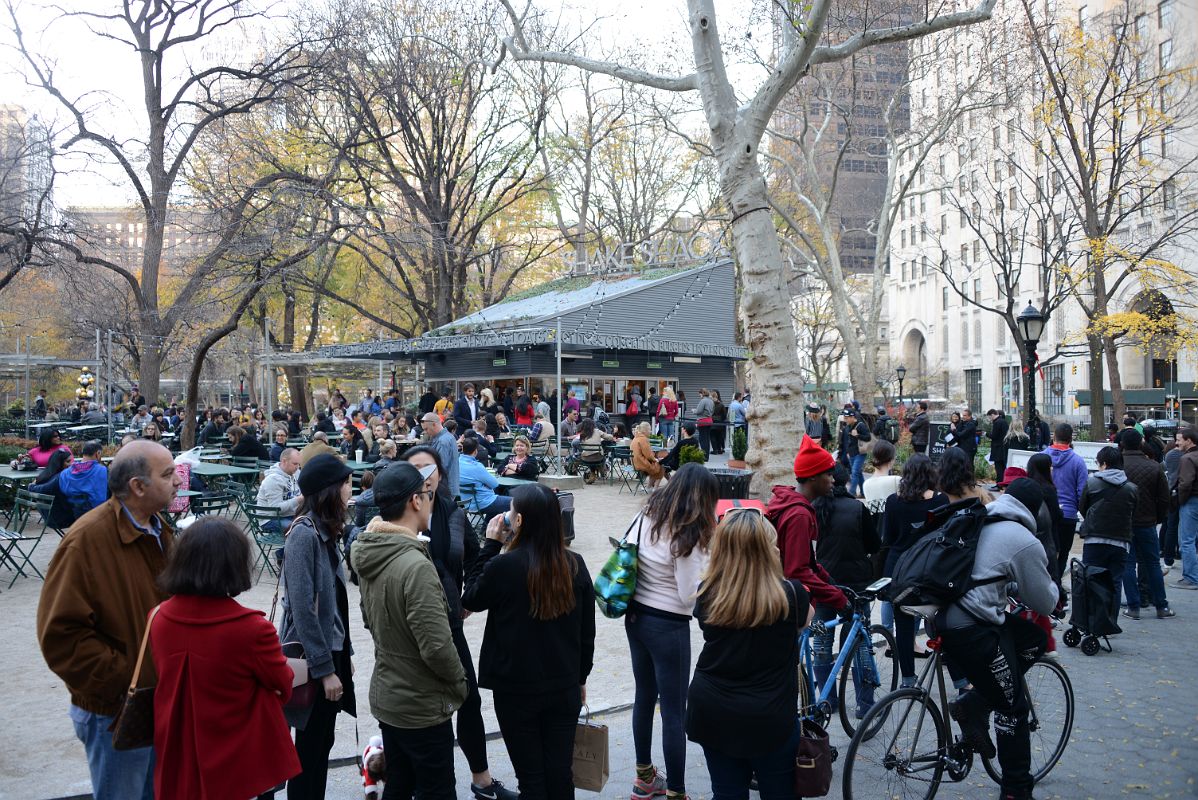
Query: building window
1160 39 1173 70
973 278 982 302
1006 119 1016 144
1164 179 1176 210
965 368 982 412
901 230 906 248
961 319 969 348
960 244 969 263
1136 13 1149 39
972 240 981 261
992 127 1000 147
922 255 930 276
1159 0 1174 27
943 286 950 310
1044 364 1065 416
1002 365 1022 414
940 214 947 235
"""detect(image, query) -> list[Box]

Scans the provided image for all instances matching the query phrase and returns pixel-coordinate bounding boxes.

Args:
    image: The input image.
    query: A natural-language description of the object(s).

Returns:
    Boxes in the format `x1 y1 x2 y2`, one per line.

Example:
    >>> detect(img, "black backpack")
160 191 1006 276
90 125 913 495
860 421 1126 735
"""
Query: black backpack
886 498 1004 608
884 417 900 443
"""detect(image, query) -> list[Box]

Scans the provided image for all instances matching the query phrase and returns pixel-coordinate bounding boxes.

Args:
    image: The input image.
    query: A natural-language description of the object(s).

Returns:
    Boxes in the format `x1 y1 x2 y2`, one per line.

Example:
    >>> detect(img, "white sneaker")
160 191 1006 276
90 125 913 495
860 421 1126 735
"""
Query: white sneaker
1162 562 1173 576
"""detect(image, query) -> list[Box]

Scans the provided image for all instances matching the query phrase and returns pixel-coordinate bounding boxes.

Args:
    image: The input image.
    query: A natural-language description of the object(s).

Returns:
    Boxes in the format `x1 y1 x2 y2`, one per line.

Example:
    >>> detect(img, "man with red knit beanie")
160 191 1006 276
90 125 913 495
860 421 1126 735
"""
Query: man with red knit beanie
766 435 848 610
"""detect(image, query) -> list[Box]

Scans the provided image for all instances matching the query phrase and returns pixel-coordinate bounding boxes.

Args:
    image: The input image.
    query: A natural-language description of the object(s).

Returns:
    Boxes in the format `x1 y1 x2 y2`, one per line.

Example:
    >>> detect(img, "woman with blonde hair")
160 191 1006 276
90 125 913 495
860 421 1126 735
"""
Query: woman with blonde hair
658 386 680 444
686 511 813 799
631 422 665 488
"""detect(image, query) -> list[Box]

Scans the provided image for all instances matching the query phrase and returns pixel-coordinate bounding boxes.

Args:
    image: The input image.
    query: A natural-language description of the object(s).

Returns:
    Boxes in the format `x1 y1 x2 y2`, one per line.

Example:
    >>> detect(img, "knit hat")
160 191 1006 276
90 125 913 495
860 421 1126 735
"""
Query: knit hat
793 435 836 479
996 466 1027 489
373 462 437 511
297 453 353 496
1004 477 1044 518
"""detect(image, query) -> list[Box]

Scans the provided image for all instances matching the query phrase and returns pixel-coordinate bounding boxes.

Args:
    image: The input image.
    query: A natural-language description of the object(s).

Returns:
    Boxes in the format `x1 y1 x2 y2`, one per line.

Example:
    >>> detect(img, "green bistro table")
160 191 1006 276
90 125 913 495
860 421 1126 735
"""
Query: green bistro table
189 462 261 480
0 465 39 488
344 460 374 472
495 476 537 493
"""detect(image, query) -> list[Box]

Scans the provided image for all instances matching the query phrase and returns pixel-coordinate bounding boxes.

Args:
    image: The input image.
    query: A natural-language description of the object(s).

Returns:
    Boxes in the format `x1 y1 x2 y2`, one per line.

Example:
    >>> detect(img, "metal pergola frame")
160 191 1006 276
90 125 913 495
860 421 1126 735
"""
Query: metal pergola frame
0 352 103 440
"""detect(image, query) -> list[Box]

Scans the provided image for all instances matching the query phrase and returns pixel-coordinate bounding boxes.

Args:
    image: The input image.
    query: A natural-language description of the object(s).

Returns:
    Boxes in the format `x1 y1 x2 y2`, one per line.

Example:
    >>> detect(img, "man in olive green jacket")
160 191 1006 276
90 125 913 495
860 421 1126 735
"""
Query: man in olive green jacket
351 462 467 798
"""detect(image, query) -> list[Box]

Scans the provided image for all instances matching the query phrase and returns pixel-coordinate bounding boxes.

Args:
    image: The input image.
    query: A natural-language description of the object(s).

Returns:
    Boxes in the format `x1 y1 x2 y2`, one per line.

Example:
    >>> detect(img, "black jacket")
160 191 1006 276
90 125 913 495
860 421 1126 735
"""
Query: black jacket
462 540 595 694
953 418 978 456
419 391 438 414
453 396 480 435
428 493 477 631
814 490 880 591
988 414 1010 458
909 412 930 447
230 437 270 461
838 419 872 460
1077 471 1138 543
1121 450 1170 527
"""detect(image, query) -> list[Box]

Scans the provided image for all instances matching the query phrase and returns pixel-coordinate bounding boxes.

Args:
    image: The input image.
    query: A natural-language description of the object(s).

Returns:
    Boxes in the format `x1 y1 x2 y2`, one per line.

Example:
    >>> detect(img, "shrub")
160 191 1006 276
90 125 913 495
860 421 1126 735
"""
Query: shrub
731 427 748 460
678 443 706 467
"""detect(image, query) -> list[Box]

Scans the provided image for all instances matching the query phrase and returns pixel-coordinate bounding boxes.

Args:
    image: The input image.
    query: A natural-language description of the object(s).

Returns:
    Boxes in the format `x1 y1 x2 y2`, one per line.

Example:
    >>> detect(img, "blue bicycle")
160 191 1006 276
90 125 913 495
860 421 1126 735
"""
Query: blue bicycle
799 578 898 737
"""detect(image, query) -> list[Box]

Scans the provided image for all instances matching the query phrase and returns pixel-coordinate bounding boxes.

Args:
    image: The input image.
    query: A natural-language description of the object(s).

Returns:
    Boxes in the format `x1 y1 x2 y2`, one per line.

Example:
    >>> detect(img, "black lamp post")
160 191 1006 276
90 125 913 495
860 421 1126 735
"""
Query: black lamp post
1017 302 1046 449
238 372 246 399
896 364 907 407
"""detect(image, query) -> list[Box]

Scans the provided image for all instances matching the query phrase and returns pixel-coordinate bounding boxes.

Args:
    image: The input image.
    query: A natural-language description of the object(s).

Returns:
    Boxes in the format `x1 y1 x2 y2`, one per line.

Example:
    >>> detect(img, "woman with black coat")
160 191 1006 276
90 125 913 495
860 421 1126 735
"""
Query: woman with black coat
463 484 595 799
710 390 728 455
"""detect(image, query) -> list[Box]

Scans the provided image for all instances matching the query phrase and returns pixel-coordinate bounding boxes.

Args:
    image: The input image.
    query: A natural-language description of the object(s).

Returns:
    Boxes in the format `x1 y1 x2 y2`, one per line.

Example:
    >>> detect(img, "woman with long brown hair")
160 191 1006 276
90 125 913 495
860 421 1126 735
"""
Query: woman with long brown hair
686 510 813 799
624 463 718 800
462 483 595 799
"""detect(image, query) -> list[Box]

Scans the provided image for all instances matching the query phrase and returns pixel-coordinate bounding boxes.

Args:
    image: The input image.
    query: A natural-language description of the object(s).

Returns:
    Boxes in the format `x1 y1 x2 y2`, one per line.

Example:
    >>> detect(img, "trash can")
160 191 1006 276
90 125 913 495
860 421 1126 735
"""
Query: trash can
708 467 753 500
557 490 576 543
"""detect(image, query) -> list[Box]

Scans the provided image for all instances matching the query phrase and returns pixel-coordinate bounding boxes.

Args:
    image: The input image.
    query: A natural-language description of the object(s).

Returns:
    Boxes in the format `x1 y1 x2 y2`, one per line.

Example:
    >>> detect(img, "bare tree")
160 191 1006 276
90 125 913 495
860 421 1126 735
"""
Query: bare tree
1018 0 1198 434
791 282 847 395
3 0 339 403
498 0 1000 489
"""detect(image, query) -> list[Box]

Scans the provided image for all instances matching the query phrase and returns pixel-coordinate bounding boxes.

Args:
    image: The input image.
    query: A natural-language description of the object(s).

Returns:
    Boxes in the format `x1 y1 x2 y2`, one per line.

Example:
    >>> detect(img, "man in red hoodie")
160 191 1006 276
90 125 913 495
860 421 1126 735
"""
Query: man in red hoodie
767 435 848 615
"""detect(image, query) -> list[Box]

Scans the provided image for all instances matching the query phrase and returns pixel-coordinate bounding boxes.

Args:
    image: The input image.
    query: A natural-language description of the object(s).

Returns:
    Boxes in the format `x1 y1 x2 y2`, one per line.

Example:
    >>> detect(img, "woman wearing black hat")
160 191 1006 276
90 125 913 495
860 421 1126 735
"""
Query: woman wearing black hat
279 453 357 800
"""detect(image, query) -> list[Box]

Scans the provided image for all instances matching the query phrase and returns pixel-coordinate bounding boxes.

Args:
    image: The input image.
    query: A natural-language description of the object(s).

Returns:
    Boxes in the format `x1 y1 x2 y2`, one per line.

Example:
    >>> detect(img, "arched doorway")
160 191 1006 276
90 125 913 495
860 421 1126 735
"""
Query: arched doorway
1126 289 1177 389
902 328 928 398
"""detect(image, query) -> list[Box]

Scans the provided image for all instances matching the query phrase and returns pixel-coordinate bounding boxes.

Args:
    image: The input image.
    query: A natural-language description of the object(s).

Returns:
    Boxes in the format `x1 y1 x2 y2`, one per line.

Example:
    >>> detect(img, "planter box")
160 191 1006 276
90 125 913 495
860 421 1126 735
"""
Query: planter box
708 467 753 499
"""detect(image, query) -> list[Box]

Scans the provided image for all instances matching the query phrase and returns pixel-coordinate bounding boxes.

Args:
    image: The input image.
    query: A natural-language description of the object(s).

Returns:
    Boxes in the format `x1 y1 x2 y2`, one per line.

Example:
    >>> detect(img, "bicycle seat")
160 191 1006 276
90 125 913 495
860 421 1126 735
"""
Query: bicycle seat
899 604 941 621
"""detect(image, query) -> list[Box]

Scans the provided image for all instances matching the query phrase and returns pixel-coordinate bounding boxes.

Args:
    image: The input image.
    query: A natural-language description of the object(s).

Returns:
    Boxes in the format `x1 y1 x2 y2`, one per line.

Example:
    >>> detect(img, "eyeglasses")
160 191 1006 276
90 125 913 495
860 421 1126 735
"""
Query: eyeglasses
719 506 765 522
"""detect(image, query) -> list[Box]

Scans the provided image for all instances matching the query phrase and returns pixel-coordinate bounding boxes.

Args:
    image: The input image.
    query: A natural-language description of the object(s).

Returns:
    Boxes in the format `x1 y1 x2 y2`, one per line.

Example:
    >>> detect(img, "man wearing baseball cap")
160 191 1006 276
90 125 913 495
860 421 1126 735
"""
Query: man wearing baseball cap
351 461 469 798
766 435 849 623
804 403 831 448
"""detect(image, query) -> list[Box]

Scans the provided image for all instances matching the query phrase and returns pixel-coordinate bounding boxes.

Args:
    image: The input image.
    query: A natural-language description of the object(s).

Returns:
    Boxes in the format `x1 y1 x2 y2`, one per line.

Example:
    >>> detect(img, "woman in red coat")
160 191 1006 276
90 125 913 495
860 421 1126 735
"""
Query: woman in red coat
151 517 300 800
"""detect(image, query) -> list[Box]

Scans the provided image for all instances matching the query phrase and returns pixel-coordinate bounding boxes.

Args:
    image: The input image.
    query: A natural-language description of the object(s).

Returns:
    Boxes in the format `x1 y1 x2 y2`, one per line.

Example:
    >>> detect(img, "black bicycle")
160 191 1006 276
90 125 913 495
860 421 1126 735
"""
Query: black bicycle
842 604 1074 799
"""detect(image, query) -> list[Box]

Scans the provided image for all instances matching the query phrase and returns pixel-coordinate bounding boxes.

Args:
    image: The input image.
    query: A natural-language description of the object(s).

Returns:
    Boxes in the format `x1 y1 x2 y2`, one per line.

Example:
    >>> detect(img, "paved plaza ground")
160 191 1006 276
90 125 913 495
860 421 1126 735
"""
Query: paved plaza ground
2 473 1197 799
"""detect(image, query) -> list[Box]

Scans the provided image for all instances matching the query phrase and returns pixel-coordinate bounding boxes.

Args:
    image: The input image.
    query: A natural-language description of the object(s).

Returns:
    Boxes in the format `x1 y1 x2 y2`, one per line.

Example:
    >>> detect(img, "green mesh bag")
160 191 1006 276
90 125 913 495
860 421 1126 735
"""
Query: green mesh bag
593 515 643 619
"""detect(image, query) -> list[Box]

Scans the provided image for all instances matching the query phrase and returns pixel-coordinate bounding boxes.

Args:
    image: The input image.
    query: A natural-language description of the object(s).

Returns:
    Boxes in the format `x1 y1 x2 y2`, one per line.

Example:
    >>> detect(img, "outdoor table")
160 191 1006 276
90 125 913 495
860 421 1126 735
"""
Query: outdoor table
495 475 536 493
65 424 106 438
189 462 260 479
28 422 56 431
0 465 39 487
344 460 374 472
198 453 227 462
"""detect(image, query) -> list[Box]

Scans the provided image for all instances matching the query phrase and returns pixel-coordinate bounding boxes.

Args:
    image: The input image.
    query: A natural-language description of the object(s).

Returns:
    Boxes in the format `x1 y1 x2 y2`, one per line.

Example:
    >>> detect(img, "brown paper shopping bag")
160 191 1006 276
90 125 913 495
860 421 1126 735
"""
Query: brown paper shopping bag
572 708 609 792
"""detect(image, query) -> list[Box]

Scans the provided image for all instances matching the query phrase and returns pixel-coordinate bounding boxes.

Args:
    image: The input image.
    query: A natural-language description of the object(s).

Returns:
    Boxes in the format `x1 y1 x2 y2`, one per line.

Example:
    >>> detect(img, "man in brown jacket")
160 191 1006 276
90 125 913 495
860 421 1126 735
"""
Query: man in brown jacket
1175 428 1198 590
37 440 181 800
299 430 338 466
1117 430 1174 619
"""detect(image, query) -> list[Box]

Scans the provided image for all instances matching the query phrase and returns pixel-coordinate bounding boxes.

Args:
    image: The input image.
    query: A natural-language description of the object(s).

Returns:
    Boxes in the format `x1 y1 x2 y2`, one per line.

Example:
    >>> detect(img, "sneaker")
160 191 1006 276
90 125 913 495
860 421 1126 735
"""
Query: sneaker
1157 607 1177 619
1173 579 1198 590
472 780 518 800
631 769 667 799
1162 563 1173 576
1122 607 1141 620
949 693 996 760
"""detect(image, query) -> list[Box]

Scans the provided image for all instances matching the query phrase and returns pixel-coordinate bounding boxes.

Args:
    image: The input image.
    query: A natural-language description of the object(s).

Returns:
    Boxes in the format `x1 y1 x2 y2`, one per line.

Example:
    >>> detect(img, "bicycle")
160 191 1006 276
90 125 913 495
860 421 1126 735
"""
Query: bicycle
798 577 898 737
842 603 1074 799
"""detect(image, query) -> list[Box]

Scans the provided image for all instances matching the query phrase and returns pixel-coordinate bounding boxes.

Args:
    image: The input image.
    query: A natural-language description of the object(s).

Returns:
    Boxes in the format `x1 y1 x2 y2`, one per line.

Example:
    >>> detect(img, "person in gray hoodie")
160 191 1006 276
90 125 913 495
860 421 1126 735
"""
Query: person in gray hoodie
256 447 302 531
936 480 1058 800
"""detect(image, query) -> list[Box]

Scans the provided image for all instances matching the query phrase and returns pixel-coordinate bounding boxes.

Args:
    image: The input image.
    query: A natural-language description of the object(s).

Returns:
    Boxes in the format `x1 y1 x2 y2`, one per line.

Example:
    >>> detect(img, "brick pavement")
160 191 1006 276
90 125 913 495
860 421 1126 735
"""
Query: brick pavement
3 473 1197 799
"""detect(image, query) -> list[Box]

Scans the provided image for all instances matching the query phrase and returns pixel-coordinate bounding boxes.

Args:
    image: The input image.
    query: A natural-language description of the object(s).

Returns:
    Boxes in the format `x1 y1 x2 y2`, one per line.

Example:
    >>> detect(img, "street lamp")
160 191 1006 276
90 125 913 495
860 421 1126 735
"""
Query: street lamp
896 364 907 407
238 372 246 400
1017 302 1046 449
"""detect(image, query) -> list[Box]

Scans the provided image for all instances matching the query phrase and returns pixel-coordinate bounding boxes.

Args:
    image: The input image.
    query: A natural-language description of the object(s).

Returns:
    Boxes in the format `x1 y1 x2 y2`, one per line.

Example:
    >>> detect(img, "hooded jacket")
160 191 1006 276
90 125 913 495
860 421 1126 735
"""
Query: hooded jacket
944 493 1059 628
150 595 299 800
57 459 109 519
1045 444 1088 520
256 463 302 516
1077 469 1138 543
766 485 847 608
1178 449 1198 505
350 519 467 729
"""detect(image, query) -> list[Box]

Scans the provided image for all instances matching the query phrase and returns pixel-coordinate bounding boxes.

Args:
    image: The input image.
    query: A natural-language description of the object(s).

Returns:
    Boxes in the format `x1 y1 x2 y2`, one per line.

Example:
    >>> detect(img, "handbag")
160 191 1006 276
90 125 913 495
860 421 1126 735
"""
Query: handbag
269 518 320 712
572 706 610 791
593 515 643 619
109 605 161 751
793 718 833 796
696 416 713 427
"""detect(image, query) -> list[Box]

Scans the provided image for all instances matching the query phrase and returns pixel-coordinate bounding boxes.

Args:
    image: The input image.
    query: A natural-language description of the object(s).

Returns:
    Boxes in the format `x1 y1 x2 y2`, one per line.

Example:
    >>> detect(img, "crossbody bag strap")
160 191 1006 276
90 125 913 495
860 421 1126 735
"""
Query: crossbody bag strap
128 604 162 692
270 514 313 624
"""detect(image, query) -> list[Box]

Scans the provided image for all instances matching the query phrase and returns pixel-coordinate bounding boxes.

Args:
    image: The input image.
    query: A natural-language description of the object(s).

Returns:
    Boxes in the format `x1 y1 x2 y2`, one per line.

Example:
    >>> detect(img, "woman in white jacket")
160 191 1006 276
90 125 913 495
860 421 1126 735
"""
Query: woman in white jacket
624 463 718 800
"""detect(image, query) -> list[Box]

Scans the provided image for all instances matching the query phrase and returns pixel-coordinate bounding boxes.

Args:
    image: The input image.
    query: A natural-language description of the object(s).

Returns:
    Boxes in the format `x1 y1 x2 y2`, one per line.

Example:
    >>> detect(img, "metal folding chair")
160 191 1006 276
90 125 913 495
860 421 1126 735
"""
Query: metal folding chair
244 503 289 580
0 491 53 587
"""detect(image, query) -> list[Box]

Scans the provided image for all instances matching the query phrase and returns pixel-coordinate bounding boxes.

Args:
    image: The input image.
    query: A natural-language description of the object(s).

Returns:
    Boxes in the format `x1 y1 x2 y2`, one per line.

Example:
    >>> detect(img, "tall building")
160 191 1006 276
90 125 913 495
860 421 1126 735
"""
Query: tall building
64 206 222 274
885 0 1198 424
0 104 54 226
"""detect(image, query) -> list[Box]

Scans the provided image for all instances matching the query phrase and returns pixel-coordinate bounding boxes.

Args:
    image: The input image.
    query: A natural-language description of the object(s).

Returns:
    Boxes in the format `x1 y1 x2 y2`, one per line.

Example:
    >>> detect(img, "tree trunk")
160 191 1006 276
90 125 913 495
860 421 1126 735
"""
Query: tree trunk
1087 335 1105 440
139 337 163 407
1102 333 1125 426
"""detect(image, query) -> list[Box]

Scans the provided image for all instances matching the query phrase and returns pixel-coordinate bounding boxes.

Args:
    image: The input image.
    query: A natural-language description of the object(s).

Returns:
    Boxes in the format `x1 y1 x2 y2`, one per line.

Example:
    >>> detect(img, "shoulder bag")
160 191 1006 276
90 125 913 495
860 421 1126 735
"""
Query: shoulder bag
593 515 643 619
270 516 320 712
109 605 161 751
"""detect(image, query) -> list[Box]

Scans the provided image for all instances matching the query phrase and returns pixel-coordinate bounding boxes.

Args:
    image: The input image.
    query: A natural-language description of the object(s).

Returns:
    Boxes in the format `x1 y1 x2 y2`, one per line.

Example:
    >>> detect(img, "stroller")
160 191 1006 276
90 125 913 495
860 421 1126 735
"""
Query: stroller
1062 558 1121 655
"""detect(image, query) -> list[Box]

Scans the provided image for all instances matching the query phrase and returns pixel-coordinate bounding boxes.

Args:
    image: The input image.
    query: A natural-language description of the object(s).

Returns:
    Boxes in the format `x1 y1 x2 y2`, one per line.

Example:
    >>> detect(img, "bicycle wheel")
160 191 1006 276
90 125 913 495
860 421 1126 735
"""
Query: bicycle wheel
840 624 899 737
843 688 947 800
981 657 1074 785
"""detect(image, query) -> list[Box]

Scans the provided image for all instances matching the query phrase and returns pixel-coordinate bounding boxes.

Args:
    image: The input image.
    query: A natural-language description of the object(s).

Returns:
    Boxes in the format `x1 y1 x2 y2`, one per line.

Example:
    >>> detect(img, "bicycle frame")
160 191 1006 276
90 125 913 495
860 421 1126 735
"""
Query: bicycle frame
798 610 880 719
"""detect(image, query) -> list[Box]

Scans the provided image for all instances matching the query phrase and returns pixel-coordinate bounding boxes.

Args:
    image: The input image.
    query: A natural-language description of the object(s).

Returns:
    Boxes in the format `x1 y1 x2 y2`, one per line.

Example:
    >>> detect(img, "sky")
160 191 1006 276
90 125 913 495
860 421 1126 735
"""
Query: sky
0 0 775 207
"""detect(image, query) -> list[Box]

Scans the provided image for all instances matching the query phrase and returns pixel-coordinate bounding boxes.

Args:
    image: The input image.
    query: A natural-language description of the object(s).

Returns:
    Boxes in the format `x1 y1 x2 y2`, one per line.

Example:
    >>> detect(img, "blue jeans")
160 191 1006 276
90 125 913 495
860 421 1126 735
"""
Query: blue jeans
1181 498 1198 585
1123 525 1168 610
625 607 690 794
70 704 155 800
849 453 867 496
479 495 511 522
703 721 802 800
658 420 675 443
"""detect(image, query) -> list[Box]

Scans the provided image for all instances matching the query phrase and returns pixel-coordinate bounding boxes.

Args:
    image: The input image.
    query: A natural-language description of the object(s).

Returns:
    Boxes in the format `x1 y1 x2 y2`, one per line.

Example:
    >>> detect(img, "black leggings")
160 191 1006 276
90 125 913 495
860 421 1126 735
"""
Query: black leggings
288 695 339 800
452 625 488 775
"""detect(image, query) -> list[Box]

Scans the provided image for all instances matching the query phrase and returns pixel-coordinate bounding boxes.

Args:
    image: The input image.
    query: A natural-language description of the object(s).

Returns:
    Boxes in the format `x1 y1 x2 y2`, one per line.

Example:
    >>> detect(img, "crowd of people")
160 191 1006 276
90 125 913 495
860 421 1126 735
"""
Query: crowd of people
28 375 1197 800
